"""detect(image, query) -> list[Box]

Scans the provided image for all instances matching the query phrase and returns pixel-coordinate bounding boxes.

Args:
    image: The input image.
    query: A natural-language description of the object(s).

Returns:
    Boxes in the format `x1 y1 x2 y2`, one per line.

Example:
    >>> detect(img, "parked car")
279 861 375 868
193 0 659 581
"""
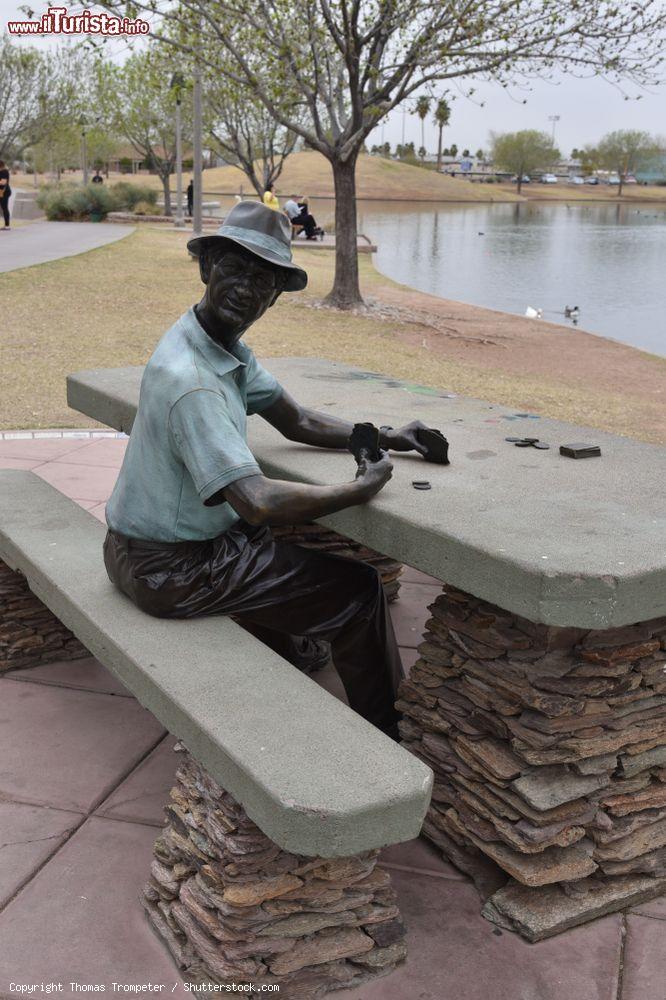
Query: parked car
511 174 531 184
568 175 585 185
540 173 558 184
624 175 638 184
607 174 620 185
584 176 599 185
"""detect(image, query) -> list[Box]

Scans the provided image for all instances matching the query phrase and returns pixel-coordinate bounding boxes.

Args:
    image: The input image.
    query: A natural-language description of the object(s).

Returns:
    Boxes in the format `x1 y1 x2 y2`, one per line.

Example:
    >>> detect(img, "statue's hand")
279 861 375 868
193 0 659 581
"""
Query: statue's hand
355 450 393 498
386 420 429 456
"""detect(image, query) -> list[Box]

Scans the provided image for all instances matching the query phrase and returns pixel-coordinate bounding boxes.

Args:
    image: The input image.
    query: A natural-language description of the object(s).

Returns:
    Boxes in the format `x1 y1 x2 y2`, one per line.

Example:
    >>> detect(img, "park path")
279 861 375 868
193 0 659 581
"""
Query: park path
0 220 134 274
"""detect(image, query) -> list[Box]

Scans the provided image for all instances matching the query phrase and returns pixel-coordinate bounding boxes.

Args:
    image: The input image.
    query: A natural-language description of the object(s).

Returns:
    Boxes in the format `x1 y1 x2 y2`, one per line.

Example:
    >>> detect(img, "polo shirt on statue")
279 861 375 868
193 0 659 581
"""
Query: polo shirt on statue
105 306 283 542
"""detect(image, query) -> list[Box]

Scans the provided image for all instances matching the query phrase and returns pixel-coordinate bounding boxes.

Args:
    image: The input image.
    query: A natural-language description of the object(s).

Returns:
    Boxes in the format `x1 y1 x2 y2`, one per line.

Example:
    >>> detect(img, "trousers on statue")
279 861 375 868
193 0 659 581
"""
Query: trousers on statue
103 523 403 738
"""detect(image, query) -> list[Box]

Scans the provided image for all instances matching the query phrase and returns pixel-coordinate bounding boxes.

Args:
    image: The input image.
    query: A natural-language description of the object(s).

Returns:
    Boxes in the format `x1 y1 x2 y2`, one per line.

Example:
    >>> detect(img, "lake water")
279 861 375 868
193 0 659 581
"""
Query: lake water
354 201 666 357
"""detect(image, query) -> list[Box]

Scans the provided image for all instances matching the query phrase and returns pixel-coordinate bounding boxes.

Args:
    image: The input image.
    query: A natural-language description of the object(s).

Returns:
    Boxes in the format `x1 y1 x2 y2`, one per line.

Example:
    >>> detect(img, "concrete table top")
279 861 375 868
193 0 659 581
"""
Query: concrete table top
67 357 666 629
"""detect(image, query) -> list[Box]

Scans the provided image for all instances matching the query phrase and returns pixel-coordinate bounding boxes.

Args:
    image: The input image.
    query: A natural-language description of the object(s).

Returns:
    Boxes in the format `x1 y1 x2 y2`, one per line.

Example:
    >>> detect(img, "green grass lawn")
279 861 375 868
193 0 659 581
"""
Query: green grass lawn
2 225 665 443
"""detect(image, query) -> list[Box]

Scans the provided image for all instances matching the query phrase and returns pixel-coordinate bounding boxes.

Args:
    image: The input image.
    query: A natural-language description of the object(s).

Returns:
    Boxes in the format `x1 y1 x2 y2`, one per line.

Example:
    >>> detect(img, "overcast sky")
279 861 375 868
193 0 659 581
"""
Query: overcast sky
3 0 664 157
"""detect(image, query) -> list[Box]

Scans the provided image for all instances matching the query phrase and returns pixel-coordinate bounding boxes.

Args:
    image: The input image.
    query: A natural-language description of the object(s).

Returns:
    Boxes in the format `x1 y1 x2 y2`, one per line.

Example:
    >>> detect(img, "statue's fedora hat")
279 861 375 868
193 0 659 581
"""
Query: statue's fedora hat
187 201 307 292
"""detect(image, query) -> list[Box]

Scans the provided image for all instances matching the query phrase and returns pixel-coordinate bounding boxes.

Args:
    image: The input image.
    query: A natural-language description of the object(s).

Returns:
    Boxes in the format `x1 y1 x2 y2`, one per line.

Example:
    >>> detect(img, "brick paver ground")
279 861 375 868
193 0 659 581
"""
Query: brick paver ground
0 431 663 999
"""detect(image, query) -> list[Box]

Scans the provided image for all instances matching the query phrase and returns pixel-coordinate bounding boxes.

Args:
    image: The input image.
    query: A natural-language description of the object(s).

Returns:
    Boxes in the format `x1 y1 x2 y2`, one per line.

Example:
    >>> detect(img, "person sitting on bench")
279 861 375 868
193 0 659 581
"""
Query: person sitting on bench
102 201 428 740
284 193 318 239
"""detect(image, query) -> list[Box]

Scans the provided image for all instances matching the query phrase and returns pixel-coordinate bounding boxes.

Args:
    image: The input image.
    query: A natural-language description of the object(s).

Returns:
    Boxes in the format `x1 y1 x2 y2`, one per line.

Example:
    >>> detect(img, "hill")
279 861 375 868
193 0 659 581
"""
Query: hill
191 151 520 203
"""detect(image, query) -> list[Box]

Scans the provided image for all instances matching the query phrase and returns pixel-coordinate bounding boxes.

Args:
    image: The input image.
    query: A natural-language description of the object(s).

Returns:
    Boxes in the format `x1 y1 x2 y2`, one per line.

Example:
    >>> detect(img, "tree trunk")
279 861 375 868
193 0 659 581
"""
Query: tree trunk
437 126 443 172
324 152 363 310
618 176 624 196
517 176 522 194
162 173 172 216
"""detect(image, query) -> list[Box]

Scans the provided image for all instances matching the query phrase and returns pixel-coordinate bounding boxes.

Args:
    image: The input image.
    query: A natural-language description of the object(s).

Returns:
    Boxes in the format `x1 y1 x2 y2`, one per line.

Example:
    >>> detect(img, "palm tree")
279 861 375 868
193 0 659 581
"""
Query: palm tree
414 96 430 161
433 98 451 172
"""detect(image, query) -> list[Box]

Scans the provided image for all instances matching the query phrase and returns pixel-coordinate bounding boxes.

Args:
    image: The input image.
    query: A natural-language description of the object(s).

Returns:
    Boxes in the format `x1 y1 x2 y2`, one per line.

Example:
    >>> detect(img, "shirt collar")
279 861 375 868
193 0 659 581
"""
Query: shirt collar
184 306 250 375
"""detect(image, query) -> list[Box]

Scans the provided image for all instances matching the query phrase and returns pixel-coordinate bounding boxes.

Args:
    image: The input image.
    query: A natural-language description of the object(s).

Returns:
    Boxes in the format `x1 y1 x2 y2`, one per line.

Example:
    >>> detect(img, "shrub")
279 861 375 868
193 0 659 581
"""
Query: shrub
110 182 158 211
132 199 160 216
37 183 73 220
37 182 116 221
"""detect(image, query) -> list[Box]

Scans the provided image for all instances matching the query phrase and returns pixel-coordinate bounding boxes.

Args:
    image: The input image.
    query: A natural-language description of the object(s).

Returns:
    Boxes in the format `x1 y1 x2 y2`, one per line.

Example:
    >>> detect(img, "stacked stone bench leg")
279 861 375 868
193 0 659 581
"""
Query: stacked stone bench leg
0 559 88 671
144 746 406 995
398 583 666 941
272 523 403 602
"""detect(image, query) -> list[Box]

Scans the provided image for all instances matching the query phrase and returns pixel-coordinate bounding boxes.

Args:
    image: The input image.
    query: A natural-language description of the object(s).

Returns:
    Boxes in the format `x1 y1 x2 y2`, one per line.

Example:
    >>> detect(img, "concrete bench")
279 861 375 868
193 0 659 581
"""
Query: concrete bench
67 357 666 941
0 469 431 988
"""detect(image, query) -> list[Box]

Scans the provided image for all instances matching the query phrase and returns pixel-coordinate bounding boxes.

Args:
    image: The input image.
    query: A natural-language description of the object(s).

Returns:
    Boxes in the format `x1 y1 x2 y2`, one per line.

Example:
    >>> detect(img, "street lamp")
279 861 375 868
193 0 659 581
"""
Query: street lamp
192 65 203 238
548 114 561 144
79 114 89 185
170 72 185 228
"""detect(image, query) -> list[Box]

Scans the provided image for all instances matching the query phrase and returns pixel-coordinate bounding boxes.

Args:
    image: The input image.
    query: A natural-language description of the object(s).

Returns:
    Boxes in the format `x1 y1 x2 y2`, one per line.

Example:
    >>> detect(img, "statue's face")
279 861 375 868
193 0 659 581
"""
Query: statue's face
202 245 285 344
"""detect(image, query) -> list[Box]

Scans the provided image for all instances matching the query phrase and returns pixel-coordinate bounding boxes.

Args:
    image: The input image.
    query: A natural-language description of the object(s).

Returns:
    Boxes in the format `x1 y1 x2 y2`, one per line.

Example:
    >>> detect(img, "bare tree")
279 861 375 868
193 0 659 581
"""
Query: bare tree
91 0 666 309
96 48 190 215
0 38 84 159
205 76 302 198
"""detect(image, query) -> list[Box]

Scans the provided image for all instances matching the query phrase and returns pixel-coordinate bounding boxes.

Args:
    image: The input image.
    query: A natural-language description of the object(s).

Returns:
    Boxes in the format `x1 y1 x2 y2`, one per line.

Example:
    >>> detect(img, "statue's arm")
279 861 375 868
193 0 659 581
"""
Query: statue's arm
260 389 429 455
206 455 393 527
260 388 395 450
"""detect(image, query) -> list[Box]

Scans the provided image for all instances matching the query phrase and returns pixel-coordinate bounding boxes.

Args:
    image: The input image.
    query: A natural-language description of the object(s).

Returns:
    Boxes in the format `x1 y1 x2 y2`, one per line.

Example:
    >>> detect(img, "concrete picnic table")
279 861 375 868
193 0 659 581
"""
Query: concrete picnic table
67 355 666 630
67 355 666 940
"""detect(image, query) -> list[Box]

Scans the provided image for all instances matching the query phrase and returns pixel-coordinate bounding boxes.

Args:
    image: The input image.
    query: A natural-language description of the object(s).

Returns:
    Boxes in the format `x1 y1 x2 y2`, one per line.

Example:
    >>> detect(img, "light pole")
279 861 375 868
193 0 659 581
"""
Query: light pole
548 114 561 144
79 115 89 185
170 72 185 228
192 65 203 237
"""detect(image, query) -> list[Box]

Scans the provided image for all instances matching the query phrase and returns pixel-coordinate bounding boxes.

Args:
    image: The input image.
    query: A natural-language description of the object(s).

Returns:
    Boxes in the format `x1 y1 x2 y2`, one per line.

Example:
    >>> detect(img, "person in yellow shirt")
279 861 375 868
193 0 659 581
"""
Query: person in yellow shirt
262 183 280 211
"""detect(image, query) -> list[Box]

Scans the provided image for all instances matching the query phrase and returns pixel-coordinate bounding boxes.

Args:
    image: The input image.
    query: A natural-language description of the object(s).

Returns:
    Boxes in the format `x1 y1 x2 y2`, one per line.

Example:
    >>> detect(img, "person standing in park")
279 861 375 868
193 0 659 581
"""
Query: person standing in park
262 183 280 211
0 160 11 231
102 201 429 740
187 178 194 217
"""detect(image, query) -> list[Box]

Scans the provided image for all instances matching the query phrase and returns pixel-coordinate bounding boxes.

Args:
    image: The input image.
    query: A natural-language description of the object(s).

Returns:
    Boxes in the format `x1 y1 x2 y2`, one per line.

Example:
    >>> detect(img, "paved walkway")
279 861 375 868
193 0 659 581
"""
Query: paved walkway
0 221 134 273
0 431 663 998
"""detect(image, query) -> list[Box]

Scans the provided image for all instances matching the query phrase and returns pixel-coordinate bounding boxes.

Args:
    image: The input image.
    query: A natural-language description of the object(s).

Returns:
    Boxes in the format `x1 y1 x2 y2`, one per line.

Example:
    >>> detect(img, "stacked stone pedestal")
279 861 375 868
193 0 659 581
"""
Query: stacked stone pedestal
0 559 88 671
143 748 407 996
272 523 403 602
398 584 666 941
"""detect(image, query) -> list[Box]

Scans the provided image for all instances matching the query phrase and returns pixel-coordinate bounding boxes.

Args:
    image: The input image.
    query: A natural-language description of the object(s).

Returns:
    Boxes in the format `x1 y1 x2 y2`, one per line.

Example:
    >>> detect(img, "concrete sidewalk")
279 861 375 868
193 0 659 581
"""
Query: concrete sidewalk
0 221 134 273
0 430 663 999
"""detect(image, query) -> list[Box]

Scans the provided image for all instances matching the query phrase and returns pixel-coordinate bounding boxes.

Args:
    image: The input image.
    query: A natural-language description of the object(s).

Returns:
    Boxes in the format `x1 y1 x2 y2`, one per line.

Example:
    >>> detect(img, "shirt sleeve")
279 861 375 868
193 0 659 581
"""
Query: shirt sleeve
244 352 283 415
168 389 262 502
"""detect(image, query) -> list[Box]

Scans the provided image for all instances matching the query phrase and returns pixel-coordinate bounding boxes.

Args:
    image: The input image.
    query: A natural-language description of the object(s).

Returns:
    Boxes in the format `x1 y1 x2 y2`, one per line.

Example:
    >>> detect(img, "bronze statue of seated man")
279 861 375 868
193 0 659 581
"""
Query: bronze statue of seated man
103 201 429 740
